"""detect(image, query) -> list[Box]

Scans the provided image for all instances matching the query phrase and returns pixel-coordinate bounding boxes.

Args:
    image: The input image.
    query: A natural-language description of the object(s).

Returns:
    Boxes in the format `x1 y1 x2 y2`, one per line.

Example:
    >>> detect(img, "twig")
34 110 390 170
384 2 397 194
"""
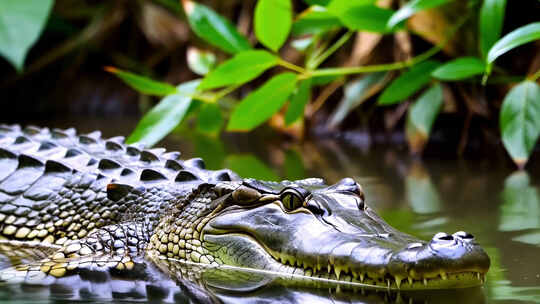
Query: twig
458 111 472 156
278 59 306 74
305 12 469 78
528 69 540 82
307 31 353 69
305 79 345 118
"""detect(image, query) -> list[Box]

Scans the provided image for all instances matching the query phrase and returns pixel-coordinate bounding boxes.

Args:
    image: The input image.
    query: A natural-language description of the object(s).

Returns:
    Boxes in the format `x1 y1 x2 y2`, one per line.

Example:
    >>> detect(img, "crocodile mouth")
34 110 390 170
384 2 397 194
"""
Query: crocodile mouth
266 248 486 290
204 229 487 290
203 195 490 291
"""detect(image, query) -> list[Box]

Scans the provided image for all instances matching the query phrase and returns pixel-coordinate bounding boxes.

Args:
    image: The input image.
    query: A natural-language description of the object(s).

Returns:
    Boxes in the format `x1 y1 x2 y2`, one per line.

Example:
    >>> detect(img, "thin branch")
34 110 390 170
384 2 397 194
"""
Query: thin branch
306 79 345 118
212 84 241 102
528 69 540 82
278 59 307 74
308 31 354 69
305 13 469 78
307 37 442 77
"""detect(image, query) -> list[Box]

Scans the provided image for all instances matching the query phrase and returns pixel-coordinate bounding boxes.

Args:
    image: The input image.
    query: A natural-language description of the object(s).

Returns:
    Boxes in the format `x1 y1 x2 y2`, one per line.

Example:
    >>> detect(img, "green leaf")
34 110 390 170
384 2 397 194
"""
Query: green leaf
327 1 397 33
197 103 224 134
479 0 506 58
228 73 298 131
431 57 486 81
327 0 375 12
225 154 279 181
106 67 178 96
284 149 306 180
378 60 440 105
303 0 331 5
285 79 311 125
187 48 216 76
500 81 540 168
328 72 387 128
387 0 449 29
255 0 292 51
127 80 200 146
405 83 443 153
487 22 540 65
198 50 279 90
183 0 251 54
0 0 54 71
292 6 342 36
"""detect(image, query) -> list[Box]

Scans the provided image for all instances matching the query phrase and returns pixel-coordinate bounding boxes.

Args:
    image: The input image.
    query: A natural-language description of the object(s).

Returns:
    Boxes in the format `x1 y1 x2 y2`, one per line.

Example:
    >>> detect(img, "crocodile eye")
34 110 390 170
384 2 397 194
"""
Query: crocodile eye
280 189 304 211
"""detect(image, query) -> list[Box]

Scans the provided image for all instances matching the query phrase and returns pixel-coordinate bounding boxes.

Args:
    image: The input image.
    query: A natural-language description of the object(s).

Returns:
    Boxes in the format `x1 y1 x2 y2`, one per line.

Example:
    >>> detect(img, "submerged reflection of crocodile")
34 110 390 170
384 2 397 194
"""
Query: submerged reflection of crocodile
0 125 490 300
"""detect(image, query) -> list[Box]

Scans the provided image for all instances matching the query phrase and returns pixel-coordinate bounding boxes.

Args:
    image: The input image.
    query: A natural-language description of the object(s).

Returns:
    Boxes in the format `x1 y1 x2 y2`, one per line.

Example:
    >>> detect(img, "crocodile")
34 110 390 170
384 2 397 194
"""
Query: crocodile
0 125 490 294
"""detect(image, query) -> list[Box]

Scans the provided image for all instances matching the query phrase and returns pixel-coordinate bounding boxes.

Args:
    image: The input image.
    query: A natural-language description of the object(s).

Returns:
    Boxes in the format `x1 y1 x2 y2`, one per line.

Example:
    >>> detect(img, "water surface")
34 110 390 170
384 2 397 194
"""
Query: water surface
1 118 539 303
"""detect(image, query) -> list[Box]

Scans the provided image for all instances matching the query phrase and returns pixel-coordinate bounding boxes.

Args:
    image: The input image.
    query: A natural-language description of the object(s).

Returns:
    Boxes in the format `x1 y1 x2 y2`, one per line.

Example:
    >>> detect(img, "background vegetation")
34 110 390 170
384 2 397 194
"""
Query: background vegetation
1 0 539 168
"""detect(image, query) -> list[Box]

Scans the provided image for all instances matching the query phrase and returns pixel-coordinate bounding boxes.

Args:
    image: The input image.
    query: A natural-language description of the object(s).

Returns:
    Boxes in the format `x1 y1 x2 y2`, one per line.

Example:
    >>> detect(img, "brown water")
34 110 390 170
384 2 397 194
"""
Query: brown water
1 118 540 303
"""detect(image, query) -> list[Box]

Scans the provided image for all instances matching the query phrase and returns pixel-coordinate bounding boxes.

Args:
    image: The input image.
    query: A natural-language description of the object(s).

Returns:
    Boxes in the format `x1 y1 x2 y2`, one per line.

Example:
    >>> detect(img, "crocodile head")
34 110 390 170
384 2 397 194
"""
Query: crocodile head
152 177 490 290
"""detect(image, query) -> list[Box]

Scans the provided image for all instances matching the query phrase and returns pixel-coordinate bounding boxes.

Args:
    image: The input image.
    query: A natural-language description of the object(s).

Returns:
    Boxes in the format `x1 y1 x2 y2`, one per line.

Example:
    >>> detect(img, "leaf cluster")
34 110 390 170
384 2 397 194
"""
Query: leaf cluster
2 0 539 168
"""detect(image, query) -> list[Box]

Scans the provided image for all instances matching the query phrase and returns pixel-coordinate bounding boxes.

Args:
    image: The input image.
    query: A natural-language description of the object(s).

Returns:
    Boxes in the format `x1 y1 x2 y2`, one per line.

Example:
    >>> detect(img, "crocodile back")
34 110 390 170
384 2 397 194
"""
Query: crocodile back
0 125 238 246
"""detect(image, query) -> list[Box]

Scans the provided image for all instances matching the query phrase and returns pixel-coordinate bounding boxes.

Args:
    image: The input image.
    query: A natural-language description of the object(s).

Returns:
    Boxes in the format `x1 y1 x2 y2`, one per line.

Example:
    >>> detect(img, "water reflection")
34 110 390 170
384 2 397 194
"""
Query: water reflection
0 256 489 304
405 162 442 214
1 119 540 303
499 171 540 232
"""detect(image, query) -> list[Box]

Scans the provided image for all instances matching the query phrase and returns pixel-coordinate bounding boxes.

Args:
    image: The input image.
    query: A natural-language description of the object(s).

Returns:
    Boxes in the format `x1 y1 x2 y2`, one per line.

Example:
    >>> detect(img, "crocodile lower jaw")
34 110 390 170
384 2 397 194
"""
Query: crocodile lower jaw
268 253 486 290
296 271 486 290
204 232 487 290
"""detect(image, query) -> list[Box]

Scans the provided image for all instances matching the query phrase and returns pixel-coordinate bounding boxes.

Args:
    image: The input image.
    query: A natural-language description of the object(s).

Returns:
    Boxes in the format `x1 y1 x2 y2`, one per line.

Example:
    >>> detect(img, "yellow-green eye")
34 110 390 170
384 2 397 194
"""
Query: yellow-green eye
280 189 304 211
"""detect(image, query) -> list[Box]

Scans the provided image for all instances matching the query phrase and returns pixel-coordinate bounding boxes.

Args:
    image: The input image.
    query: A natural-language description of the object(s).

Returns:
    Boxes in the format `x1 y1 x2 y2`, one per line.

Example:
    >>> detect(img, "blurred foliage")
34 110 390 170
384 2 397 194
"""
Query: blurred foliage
1 0 540 168
0 0 54 71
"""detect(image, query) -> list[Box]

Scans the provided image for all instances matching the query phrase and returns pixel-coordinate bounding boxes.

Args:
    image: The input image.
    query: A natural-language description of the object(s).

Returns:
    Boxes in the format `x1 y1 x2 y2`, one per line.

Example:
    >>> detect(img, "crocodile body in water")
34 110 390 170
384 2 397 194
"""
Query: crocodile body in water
0 125 489 297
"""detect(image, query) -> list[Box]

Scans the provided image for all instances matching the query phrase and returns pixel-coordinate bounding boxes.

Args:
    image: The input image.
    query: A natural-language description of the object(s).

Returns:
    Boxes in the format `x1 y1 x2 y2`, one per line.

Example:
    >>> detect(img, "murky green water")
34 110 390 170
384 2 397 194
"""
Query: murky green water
1 118 539 303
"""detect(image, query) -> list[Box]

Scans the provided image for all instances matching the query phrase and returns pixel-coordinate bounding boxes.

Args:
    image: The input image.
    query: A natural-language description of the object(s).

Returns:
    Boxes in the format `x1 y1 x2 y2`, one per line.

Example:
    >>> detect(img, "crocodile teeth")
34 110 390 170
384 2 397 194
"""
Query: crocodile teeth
359 273 365 283
441 272 448 280
423 278 428 286
477 272 480 280
408 277 413 285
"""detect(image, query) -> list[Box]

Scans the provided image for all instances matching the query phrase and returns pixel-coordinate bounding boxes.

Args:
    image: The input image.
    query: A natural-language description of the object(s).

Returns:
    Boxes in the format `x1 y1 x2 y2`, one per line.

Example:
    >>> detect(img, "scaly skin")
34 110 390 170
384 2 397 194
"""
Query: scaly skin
0 125 490 292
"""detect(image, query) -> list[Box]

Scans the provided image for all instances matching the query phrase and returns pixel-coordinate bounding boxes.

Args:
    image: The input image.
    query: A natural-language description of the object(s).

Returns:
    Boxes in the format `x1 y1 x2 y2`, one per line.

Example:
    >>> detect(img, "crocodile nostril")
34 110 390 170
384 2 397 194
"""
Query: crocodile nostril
338 177 357 186
453 231 475 240
336 178 364 196
433 232 454 241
